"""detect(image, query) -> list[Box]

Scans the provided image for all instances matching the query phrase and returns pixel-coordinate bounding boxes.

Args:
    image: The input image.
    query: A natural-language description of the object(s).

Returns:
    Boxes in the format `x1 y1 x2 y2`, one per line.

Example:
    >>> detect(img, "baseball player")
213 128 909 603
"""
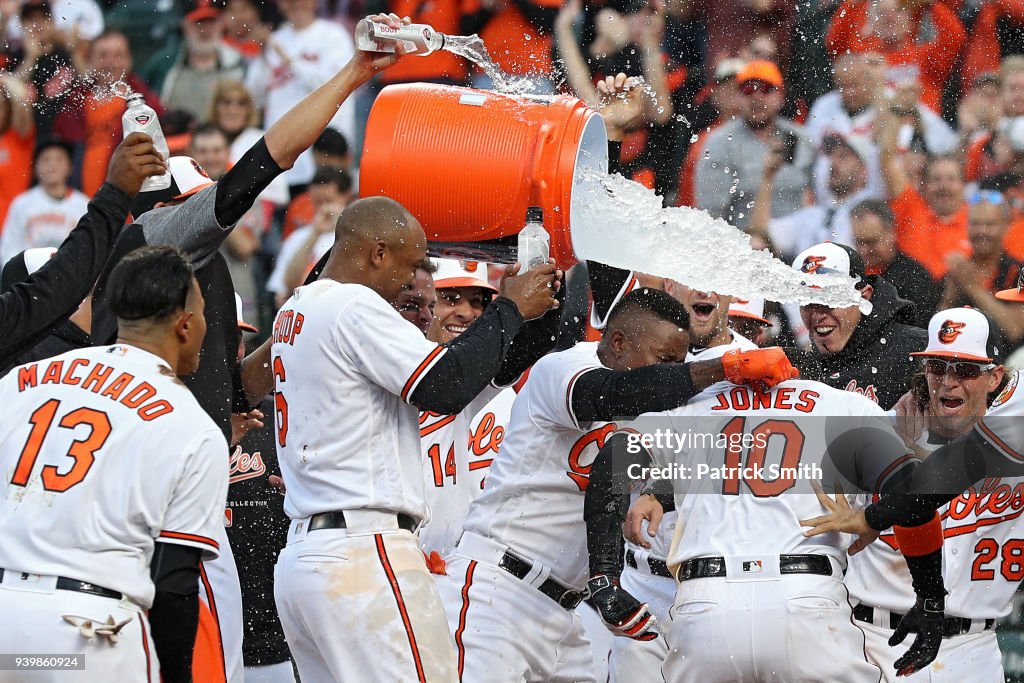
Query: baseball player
847 307 1013 682
395 261 437 334
271 196 560 682
604 286 758 682
727 297 774 347
0 246 228 683
435 288 798 682
802 273 1024 674
614 364 932 682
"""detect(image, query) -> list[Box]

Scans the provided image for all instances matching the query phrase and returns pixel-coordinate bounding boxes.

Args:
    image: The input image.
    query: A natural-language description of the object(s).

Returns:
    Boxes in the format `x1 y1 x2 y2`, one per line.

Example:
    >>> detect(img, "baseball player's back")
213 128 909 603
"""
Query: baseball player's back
0 344 228 682
634 379 909 683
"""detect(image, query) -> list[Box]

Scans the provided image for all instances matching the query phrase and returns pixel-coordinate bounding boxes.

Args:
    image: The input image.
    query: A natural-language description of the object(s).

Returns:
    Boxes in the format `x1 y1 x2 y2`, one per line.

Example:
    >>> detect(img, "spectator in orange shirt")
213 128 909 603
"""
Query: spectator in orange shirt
379 0 472 85
825 0 966 113
463 0 561 88
0 74 35 229
877 104 969 280
965 57 1024 183
960 0 1024 93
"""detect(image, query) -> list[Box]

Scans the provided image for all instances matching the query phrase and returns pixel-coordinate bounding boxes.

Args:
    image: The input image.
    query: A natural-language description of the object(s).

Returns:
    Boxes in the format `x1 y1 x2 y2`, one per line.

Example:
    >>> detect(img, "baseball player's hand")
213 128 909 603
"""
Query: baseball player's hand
230 409 265 447
800 481 880 555
624 494 663 549
721 347 799 392
890 596 944 676
586 575 658 641
499 260 562 321
107 132 168 197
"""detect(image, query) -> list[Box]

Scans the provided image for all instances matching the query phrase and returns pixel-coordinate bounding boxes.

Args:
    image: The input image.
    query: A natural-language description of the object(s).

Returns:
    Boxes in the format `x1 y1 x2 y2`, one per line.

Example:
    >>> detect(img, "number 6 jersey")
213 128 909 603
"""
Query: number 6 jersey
0 345 229 609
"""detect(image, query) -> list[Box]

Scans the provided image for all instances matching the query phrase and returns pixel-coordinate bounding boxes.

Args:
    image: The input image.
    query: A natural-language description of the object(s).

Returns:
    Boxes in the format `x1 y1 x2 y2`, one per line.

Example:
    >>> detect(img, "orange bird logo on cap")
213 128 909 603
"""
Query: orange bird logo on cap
801 256 827 274
190 159 211 179
938 320 966 344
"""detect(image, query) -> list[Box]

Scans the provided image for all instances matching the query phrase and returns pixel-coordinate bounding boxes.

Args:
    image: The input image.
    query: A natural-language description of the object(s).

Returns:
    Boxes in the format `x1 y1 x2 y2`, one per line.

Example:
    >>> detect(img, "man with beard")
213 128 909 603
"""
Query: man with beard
788 241 927 409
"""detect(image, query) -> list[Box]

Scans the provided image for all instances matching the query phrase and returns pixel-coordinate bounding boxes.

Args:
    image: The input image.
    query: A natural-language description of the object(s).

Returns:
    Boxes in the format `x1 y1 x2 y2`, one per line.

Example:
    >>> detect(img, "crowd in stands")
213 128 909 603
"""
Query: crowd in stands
0 0 1021 363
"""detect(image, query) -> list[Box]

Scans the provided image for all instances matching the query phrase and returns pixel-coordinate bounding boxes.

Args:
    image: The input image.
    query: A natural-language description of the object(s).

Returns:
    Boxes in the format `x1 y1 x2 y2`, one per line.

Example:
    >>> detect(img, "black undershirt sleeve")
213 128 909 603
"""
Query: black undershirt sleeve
214 138 285 228
585 433 644 577
149 542 202 683
570 364 699 423
410 298 524 414
493 283 565 386
866 430 1007 531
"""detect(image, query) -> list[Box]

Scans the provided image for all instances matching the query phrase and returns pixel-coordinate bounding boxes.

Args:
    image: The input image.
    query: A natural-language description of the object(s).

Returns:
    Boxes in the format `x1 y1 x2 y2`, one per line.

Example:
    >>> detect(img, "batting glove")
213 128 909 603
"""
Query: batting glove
722 348 799 392
586 575 658 641
889 596 944 677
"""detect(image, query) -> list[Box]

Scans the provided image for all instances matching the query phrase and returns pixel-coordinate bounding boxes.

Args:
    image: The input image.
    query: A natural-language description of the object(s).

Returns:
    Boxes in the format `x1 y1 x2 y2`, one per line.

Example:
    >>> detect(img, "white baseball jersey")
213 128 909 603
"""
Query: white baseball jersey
418 386 514 556
272 279 446 521
975 369 1024 466
461 342 615 590
629 379 914 569
0 186 91 264
625 333 757 561
849 375 1024 620
0 345 228 608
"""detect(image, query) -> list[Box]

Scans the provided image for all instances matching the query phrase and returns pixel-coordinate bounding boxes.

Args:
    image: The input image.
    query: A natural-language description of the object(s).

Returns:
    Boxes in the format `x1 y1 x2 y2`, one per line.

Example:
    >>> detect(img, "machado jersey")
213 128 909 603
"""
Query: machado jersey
272 280 446 521
461 342 615 591
419 386 514 557
0 345 228 608
629 379 914 570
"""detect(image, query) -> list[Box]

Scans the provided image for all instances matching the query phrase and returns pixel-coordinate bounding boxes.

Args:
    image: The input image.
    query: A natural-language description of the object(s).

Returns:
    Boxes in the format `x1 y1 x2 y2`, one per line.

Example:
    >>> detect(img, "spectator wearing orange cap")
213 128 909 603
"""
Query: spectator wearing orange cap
695 60 813 232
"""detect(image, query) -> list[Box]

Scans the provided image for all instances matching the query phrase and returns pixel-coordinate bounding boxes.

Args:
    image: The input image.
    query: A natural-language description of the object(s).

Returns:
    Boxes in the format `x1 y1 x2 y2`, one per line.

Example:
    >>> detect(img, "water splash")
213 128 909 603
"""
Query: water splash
443 34 541 95
571 169 869 312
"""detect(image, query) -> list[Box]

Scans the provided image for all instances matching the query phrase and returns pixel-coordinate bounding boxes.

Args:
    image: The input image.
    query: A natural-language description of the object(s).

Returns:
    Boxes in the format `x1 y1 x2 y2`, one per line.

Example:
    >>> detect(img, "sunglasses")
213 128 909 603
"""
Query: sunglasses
923 359 994 380
739 81 777 96
967 190 1005 206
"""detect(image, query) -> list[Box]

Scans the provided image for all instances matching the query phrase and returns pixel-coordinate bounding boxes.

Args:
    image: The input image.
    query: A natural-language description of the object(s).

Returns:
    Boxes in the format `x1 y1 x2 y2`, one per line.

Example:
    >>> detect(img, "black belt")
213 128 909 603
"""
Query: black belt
308 510 418 533
625 549 673 579
0 569 122 600
675 554 834 581
497 551 585 610
853 604 995 638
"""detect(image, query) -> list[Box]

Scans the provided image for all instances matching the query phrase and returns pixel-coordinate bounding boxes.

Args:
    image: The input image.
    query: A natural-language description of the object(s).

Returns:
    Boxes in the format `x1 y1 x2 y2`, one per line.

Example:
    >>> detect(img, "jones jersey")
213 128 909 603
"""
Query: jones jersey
0 345 228 608
848 430 1024 620
625 332 757 561
272 280 446 521
418 386 513 556
629 379 914 570
461 342 615 590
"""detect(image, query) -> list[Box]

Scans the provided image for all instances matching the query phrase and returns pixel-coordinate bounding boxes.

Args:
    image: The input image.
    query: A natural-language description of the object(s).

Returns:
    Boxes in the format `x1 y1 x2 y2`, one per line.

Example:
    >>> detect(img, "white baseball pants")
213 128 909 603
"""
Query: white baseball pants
608 562 676 682
859 620 1004 683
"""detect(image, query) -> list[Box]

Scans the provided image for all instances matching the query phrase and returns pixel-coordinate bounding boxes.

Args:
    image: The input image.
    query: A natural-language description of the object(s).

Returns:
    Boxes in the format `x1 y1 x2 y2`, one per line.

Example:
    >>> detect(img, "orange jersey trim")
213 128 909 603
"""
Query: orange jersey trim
375 534 427 682
455 560 477 678
402 347 444 403
159 530 219 550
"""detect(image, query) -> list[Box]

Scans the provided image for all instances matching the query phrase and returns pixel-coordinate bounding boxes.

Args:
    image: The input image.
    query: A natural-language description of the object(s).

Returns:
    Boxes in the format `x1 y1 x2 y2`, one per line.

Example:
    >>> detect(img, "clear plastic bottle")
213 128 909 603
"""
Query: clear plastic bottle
517 206 549 272
355 18 446 56
121 93 171 191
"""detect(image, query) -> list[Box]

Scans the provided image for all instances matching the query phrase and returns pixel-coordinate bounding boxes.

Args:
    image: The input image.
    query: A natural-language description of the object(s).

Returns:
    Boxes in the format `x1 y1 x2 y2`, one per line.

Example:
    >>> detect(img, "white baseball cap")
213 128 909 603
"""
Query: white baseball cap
792 242 866 282
235 293 257 333
728 297 771 326
910 307 998 363
432 259 498 292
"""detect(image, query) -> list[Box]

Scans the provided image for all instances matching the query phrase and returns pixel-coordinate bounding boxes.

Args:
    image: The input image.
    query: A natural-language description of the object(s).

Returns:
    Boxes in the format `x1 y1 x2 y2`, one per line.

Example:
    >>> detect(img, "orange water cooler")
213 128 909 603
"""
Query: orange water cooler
360 84 608 269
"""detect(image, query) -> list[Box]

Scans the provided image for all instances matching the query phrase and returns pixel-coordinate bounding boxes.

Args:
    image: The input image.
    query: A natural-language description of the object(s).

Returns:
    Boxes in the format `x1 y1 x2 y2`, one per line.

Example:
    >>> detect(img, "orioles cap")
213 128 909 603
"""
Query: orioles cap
909 307 999 363
792 242 868 289
235 293 257 333
736 60 783 88
432 259 498 292
996 267 1024 302
131 156 217 218
728 297 771 326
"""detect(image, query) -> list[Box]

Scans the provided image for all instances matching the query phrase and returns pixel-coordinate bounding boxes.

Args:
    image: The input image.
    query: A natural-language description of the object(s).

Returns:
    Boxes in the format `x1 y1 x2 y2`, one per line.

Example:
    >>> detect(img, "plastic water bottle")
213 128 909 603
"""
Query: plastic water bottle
122 93 170 191
355 18 446 56
517 206 549 272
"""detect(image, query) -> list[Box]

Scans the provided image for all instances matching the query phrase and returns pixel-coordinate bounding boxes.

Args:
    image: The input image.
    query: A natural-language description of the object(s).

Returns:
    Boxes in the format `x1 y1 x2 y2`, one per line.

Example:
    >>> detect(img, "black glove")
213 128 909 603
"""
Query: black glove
586 575 658 641
889 596 944 676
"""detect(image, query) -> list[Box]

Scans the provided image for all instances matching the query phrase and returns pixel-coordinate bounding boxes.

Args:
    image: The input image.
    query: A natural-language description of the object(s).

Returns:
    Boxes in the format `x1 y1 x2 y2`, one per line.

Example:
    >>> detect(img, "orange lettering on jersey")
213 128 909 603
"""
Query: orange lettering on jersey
945 479 1024 531
566 423 618 491
468 412 504 456
120 382 156 409
40 360 64 385
710 393 730 411
81 363 112 393
229 445 267 484
752 390 772 410
795 390 819 413
62 358 88 386
774 387 794 410
99 372 134 400
138 400 173 421
17 364 38 391
273 310 306 345
730 387 750 410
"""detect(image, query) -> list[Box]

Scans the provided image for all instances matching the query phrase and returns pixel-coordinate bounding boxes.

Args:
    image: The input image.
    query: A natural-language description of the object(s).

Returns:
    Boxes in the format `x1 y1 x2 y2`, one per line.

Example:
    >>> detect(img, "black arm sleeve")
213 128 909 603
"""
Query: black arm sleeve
214 137 285 228
493 281 565 386
409 297 524 414
866 430 1007 531
149 542 202 683
587 259 634 326
585 433 647 577
570 363 699 423
0 183 131 365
